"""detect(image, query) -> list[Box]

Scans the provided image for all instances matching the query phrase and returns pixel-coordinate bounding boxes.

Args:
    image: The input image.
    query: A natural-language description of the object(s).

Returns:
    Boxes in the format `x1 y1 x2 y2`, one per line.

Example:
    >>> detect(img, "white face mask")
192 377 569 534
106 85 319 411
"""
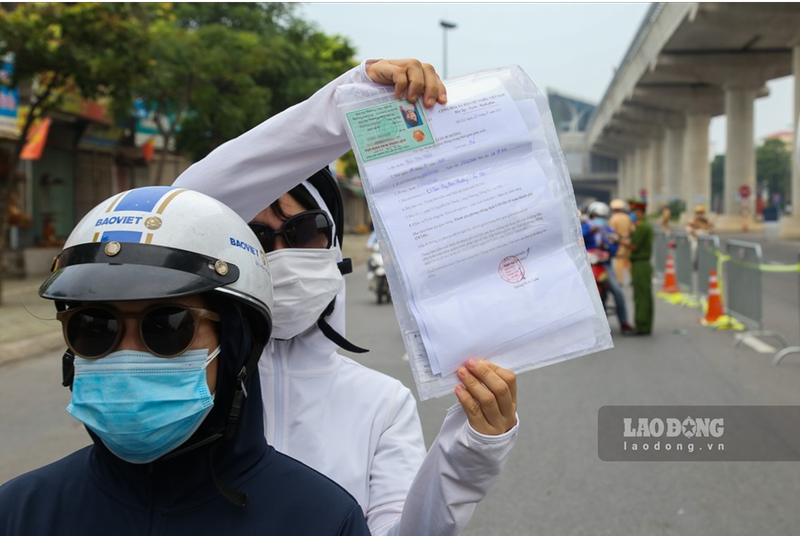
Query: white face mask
266 248 344 340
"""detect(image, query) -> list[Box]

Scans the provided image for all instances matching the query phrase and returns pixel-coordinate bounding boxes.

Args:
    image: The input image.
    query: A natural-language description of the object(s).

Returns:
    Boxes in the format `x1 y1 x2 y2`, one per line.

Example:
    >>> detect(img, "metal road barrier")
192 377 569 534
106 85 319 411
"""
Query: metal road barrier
696 234 721 297
725 240 788 348
653 230 668 277
672 232 694 295
773 253 800 366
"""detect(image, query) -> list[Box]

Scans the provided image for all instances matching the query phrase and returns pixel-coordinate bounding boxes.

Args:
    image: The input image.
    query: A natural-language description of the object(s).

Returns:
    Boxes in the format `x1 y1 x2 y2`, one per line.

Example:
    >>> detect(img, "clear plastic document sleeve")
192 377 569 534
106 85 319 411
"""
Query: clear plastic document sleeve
337 66 613 400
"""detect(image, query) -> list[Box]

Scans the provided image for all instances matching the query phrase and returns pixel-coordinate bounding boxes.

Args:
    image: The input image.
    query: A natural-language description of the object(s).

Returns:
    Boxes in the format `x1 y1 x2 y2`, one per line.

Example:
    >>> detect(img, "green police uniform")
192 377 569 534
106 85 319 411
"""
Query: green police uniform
629 218 654 334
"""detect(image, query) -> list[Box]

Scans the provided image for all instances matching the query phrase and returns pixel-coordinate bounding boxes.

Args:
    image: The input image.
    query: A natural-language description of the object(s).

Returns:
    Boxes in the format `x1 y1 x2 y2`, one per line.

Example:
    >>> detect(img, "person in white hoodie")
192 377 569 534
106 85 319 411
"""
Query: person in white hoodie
174 58 519 536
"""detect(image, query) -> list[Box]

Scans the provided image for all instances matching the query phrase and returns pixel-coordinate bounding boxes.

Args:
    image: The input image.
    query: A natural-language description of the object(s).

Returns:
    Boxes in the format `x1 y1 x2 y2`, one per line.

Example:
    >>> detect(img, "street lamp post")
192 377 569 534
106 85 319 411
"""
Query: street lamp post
440 20 457 79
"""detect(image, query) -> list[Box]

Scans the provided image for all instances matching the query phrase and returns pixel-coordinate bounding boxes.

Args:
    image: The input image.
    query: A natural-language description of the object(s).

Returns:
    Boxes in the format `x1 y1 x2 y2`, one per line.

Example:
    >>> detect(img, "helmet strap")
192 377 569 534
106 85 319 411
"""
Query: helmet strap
222 325 263 440
208 339 260 507
224 365 250 440
62 349 75 389
56 302 77 390
316 298 368 354
337 258 353 275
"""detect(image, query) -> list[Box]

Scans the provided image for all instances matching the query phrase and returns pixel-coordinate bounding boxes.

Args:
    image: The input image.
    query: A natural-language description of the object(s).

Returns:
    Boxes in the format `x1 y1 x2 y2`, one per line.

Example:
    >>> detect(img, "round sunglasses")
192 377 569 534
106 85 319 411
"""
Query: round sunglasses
56 304 220 359
248 209 333 253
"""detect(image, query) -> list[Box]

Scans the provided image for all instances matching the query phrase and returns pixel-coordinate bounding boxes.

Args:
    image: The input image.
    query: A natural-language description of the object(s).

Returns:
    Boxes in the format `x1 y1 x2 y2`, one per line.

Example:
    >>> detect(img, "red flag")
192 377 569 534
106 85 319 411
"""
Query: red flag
20 117 52 161
142 136 155 163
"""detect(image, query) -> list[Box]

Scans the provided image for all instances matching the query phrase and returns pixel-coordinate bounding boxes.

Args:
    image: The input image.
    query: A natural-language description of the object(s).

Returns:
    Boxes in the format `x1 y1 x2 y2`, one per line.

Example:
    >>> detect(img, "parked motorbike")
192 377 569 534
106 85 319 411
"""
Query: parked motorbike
367 243 391 304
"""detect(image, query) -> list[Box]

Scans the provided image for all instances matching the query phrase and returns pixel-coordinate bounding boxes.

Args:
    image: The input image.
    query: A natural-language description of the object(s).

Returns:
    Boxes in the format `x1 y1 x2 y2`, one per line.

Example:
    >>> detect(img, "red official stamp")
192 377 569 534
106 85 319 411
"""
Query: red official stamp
498 255 525 284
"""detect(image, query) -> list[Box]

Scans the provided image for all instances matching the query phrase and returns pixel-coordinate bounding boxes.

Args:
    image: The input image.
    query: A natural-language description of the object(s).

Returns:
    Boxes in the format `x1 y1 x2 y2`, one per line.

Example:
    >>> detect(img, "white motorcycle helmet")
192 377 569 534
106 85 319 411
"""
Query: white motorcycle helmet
39 186 277 506
40 186 273 455
40 186 272 328
587 201 611 220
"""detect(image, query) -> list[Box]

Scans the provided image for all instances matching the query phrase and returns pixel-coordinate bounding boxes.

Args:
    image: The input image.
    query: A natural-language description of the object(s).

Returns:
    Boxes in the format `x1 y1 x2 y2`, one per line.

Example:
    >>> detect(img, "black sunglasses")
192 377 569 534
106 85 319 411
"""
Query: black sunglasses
248 209 333 253
56 304 220 359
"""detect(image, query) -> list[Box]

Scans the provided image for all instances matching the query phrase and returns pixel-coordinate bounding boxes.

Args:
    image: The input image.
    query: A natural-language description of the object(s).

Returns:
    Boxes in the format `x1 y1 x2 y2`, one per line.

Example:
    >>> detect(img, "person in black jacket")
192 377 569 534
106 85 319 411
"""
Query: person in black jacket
0 186 370 536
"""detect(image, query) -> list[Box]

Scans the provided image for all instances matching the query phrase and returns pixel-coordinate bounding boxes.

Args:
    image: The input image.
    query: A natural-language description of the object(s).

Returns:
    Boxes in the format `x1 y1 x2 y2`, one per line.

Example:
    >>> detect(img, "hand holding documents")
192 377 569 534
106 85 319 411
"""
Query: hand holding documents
338 66 613 400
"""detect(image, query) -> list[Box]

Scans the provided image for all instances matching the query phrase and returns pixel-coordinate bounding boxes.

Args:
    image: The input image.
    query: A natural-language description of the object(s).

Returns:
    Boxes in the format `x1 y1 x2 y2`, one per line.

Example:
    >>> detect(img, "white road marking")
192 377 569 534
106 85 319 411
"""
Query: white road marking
741 337 778 354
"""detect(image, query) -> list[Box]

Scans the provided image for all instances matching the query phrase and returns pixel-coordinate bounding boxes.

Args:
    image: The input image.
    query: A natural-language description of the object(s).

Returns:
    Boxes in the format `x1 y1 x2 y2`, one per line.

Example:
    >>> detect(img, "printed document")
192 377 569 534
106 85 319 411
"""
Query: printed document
339 67 612 398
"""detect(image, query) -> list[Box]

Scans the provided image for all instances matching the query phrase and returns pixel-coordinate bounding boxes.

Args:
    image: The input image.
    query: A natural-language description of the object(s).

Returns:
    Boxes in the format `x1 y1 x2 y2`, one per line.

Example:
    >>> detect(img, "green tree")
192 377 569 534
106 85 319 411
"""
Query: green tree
667 198 686 221
0 2 157 301
132 17 272 181
169 2 357 160
173 2 296 32
340 150 360 179
133 17 197 184
756 138 791 209
711 154 724 212
172 24 273 161
258 19 357 115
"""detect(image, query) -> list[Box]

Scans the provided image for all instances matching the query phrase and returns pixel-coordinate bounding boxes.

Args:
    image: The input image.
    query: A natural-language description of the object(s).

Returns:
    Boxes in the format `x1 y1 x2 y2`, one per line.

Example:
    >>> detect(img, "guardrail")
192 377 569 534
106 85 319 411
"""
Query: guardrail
654 233 797 357
653 230 668 277
724 240 788 348
672 231 694 295
773 253 800 366
696 234 721 297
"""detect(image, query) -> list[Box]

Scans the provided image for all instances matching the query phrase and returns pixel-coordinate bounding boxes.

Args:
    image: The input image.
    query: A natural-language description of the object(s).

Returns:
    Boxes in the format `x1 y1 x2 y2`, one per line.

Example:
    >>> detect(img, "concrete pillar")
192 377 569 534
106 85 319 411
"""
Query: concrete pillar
617 156 629 199
651 133 666 209
631 149 643 199
780 45 800 238
640 144 653 210
717 85 762 232
624 152 636 199
680 113 711 225
660 135 670 206
664 126 685 204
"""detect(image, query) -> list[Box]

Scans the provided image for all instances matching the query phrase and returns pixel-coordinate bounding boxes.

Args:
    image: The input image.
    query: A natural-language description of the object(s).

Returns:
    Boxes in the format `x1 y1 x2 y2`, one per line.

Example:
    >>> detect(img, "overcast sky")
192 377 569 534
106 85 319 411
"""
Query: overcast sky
300 2 795 157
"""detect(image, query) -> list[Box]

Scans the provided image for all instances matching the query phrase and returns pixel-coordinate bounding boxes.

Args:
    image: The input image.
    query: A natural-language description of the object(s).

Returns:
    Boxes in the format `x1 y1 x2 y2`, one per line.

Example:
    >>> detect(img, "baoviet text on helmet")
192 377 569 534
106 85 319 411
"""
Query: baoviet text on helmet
229 237 260 256
95 215 144 226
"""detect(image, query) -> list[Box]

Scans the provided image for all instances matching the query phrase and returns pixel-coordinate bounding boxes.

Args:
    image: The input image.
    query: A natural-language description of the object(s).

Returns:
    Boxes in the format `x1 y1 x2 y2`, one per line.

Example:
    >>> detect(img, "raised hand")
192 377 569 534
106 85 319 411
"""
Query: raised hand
455 359 518 435
365 59 448 108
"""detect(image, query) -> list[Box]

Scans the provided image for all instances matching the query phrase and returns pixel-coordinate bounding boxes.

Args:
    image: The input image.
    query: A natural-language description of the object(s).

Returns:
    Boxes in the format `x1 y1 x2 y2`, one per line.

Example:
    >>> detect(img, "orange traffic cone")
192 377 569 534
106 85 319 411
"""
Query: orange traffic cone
660 241 679 294
703 269 724 323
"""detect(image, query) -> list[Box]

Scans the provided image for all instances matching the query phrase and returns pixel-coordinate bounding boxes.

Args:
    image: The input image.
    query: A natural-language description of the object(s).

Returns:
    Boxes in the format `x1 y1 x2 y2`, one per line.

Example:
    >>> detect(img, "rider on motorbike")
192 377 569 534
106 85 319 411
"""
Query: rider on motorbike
582 201 636 336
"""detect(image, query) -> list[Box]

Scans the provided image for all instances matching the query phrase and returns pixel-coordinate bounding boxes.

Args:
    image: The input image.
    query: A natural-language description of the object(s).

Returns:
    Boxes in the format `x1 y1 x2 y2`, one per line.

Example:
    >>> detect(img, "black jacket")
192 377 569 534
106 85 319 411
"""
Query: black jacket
0 359 370 536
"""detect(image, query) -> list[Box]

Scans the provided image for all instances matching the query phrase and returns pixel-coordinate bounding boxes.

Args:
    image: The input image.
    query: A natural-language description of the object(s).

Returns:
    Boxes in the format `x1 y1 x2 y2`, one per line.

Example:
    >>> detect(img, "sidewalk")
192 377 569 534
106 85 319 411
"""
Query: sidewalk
0 233 373 367
0 275 64 366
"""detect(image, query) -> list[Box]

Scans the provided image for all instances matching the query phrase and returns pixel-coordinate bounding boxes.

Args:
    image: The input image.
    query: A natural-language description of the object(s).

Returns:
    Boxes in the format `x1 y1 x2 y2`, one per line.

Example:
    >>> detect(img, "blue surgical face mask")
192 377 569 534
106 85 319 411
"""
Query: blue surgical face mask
67 347 220 464
590 217 607 227
630 212 637 223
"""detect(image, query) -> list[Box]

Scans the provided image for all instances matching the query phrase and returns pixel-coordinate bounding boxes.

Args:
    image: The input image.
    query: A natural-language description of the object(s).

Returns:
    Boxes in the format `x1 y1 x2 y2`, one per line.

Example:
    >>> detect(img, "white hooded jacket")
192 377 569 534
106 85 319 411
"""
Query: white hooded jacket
174 61 519 536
